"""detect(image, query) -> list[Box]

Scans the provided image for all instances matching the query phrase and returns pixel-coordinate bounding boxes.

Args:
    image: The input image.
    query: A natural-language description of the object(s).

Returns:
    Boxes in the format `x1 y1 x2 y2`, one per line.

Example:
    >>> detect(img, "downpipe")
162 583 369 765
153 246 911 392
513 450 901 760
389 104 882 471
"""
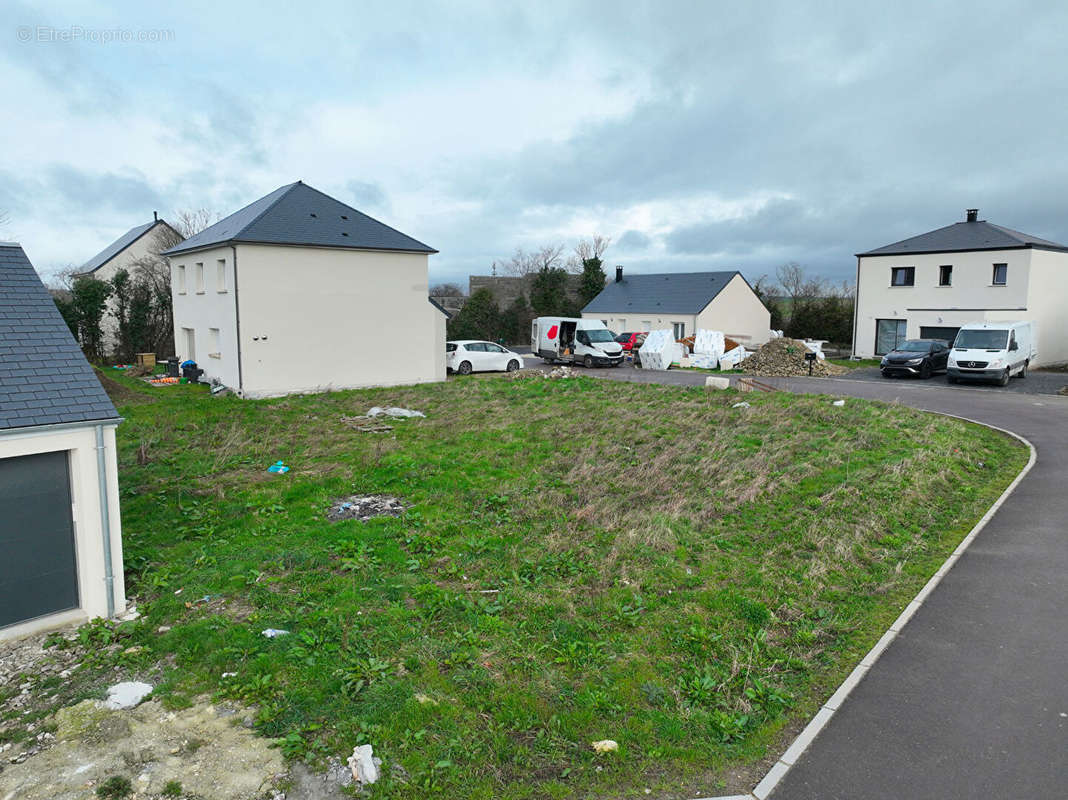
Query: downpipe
95 424 115 617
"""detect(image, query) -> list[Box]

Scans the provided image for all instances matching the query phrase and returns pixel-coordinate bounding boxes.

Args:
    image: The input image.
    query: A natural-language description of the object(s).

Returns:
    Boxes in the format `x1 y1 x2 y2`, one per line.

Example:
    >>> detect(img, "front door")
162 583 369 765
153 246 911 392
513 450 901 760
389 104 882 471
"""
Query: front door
0 451 79 628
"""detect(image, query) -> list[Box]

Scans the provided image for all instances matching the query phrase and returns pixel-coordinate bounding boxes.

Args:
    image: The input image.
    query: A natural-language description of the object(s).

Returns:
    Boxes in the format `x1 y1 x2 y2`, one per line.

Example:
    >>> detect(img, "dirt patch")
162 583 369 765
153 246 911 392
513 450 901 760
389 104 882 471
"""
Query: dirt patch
94 370 158 406
0 698 285 800
326 495 406 522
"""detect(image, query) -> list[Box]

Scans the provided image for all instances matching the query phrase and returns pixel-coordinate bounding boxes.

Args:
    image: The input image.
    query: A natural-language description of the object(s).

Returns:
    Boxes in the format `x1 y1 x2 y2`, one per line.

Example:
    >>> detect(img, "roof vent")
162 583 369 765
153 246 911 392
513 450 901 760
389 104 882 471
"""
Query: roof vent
966 208 979 222
341 215 348 220
342 232 349 237
310 213 317 218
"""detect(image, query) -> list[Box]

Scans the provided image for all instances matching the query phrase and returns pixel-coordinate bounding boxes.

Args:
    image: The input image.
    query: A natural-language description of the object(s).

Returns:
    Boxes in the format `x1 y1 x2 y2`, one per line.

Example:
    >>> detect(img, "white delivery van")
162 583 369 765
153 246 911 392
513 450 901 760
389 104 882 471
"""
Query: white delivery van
947 321 1036 386
531 317 624 367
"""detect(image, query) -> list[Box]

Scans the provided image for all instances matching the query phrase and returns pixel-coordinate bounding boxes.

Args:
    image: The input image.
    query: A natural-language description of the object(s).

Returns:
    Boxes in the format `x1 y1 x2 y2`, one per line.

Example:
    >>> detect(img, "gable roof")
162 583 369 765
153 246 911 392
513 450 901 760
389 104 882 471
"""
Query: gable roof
583 271 742 315
428 297 451 318
859 219 1068 257
163 181 437 257
0 243 118 431
79 218 181 274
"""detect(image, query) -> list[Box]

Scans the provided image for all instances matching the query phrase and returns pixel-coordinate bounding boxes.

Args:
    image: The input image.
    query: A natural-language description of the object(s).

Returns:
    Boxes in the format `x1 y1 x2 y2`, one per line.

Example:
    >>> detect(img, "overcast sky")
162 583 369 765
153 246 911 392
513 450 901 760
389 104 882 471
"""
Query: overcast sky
4 0 1068 288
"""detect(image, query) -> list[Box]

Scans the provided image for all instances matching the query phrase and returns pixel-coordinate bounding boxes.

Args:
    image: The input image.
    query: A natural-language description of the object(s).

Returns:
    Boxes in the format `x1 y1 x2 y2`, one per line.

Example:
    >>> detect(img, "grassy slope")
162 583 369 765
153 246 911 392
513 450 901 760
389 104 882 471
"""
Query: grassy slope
99 373 1021 798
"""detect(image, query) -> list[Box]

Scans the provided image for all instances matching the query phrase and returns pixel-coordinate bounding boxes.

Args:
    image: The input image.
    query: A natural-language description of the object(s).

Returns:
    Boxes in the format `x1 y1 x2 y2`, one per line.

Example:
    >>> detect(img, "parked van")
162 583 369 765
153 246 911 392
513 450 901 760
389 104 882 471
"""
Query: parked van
532 317 624 367
948 321 1036 386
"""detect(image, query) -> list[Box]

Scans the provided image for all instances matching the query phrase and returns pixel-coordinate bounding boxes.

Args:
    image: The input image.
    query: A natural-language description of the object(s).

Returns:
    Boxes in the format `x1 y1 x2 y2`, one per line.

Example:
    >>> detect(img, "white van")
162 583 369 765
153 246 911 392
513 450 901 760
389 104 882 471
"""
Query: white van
531 317 624 367
948 321 1036 386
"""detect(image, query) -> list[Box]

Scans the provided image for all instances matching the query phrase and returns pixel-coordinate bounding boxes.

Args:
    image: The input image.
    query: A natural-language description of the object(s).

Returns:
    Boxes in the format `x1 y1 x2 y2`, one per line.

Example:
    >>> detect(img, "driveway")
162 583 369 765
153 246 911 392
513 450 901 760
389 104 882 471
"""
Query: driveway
536 363 1068 799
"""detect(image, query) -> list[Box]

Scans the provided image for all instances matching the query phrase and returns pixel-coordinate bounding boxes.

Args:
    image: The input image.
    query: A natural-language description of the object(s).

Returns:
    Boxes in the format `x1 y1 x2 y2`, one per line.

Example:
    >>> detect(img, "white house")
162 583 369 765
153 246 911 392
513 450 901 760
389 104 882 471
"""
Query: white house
0 243 126 641
76 214 182 353
854 209 1068 364
162 181 447 398
582 268 771 345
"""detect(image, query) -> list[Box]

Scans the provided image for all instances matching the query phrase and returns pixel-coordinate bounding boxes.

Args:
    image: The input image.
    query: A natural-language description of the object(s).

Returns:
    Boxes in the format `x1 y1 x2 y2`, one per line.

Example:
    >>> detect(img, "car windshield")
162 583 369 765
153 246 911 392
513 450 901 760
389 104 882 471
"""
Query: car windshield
898 340 931 352
955 330 1008 349
584 329 615 343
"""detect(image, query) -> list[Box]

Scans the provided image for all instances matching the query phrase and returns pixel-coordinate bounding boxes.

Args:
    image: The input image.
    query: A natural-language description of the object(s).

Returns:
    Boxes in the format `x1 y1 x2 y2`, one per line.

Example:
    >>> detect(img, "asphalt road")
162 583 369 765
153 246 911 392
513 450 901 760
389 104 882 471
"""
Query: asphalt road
532 361 1068 800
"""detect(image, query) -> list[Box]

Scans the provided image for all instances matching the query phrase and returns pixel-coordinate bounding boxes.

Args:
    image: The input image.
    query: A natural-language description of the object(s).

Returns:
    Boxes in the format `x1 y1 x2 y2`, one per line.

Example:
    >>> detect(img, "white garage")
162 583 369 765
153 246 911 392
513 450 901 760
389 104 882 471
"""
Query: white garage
0 243 126 640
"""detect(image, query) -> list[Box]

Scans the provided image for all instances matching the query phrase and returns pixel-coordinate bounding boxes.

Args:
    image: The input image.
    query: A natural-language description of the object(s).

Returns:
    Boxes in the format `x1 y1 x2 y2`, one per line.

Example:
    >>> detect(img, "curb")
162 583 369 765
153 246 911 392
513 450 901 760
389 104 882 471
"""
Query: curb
696 414 1038 800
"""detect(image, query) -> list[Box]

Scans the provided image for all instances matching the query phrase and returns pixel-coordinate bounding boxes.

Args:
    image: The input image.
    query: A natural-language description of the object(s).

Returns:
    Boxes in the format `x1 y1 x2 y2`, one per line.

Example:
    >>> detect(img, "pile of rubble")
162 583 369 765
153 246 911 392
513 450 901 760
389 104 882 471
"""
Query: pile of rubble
741 338 848 377
543 365 576 379
327 495 407 522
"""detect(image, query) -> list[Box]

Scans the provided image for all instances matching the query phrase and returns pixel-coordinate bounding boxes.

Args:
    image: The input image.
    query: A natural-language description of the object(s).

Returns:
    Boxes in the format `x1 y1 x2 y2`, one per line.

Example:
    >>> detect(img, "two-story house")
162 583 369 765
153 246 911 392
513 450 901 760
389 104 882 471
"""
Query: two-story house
163 181 446 398
853 209 1068 364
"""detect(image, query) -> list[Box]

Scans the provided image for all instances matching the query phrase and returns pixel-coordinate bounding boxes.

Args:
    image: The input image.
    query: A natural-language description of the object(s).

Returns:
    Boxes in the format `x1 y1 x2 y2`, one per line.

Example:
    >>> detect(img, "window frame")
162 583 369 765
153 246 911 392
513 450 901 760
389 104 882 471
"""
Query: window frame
176 264 187 294
890 266 916 287
672 322 686 339
992 263 1008 286
216 259 227 293
194 262 205 294
938 264 953 286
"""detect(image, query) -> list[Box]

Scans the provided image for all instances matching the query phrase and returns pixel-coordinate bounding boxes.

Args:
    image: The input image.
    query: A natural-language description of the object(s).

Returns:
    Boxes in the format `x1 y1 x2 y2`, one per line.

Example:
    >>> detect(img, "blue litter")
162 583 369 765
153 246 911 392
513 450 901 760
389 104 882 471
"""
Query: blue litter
267 461 290 474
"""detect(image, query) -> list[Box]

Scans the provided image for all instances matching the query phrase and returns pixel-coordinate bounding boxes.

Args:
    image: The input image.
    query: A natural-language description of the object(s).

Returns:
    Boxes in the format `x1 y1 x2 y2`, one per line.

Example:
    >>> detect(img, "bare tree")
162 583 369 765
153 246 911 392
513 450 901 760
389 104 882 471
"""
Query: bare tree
776 262 825 305
429 283 464 297
569 235 611 270
499 243 566 277
171 208 220 239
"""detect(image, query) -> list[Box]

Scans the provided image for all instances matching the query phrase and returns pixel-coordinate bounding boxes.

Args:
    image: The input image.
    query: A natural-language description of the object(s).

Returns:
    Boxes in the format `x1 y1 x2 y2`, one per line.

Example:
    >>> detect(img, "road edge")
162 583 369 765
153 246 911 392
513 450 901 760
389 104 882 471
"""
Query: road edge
697 414 1038 800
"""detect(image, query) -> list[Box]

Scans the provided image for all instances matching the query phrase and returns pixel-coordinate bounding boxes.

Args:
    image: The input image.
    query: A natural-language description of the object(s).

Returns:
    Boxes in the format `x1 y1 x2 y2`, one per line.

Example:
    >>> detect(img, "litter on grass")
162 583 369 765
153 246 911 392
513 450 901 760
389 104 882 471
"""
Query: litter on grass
348 744 381 785
267 461 290 474
367 406 425 418
327 495 407 522
591 739 619 753
261 628 290 638
832 399 846 406
104 681 153 710
732 401 751 408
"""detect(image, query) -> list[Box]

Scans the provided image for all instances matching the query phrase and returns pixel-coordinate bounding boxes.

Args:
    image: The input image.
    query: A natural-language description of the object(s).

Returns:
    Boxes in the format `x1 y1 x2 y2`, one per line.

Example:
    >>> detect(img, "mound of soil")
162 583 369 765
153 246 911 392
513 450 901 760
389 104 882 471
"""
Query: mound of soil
741 338 848 377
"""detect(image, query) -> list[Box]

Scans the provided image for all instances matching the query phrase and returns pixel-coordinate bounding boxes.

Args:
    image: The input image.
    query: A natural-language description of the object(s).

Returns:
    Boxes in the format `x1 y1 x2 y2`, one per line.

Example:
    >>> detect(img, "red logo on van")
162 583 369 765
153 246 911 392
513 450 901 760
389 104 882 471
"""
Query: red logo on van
547 325 558 340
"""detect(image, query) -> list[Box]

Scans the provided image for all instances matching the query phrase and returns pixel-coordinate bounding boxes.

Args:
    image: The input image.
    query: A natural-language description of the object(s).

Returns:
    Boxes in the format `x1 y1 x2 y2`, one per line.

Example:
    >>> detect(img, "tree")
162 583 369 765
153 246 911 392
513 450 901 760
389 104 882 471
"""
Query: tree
754 264 854 344
529 266 578 316
752 275 785 331
429 283 464 297
59 276 111 362
446 288 501 341
568 235 610 271
498 244 566 277
577 256 607 307
172 208 220 239
500 294 534 345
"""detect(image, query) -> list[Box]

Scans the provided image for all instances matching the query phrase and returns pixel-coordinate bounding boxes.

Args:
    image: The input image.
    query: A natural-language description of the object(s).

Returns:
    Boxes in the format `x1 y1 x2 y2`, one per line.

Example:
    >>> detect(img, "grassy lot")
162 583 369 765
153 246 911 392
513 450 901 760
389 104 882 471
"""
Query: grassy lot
44 372 1028 797
827 358 881 370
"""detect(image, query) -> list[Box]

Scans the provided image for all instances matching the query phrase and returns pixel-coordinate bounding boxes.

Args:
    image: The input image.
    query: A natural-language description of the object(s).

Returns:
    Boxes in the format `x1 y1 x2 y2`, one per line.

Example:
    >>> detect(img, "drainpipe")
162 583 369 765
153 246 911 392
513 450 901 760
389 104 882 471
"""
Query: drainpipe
94 424 115 617
232 244 244 396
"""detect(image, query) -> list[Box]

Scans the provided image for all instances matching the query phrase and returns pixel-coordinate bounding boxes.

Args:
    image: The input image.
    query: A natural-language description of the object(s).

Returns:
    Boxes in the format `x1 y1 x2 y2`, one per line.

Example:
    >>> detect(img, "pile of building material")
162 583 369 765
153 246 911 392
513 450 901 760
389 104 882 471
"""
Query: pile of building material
639 329 684 370
719 346 749 370
741 338 848 377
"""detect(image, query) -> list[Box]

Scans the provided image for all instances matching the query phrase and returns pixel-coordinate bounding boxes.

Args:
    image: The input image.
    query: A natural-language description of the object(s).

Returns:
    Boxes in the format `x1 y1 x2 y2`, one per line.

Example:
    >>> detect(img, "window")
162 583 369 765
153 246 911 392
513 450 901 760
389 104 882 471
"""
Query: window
641 320 651 330
485 343 506 353
208 327 221 358
875 319 907 355
182 327 196 361
195 262 205 293
176 265 186 294
891 267 915 286
216 259 227 292
465 343 487 352
992 263 1008 285
938 265 953 286
672 322 686 339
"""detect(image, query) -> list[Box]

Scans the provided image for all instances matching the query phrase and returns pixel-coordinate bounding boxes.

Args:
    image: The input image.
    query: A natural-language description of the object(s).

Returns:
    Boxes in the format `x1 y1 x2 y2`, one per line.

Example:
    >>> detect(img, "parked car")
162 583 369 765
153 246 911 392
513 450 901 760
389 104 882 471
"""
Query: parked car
446 341 525 375
615 331 647 351
948 321 1036 386
880 339 951 378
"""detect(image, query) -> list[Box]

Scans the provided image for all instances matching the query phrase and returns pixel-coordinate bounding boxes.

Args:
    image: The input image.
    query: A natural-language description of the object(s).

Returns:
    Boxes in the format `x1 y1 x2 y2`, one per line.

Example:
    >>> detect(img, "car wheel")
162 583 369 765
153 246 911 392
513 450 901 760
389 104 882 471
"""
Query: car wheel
458 360 473 375
997 368 1010 387
1016 361 1027 379
920 361 932 379
880 369 892 378
583 354 594 368
506 359 520 372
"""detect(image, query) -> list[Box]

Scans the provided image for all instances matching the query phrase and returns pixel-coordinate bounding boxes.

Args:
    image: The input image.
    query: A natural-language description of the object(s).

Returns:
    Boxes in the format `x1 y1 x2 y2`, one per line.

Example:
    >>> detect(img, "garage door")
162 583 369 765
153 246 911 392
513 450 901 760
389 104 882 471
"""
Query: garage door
0 451 79 628
920 326 960 346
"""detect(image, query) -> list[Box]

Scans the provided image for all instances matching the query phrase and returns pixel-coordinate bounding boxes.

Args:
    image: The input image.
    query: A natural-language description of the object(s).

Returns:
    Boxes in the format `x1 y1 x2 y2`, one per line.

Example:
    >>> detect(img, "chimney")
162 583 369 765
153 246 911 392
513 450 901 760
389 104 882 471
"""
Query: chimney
153 211 158 222
966 208 978 222
615 265 624 283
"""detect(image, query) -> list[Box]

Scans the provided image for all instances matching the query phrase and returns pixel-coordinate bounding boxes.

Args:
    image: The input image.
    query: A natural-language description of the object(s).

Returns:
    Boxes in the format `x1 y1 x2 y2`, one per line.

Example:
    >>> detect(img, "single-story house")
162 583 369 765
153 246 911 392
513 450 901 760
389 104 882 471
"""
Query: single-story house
75 214 183 353
582 268 771 345
0 243 126 641
162 181 446 398
854 209 1068 363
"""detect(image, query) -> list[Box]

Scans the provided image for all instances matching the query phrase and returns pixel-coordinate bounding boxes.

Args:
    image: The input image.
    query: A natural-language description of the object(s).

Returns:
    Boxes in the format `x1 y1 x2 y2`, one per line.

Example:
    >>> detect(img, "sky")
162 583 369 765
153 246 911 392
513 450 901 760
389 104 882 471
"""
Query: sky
3 0 1068 289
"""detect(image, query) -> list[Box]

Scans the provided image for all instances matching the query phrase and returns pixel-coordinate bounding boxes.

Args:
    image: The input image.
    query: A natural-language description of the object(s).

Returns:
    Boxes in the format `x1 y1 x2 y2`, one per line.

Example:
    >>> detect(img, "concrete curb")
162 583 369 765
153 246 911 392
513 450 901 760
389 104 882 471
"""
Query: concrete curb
696 415 1038 800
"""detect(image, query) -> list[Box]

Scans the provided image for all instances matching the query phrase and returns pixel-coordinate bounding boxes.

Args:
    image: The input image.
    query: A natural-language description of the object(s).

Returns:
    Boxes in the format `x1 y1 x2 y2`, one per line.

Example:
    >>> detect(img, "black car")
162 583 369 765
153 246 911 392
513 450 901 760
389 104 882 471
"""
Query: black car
880 339 951 378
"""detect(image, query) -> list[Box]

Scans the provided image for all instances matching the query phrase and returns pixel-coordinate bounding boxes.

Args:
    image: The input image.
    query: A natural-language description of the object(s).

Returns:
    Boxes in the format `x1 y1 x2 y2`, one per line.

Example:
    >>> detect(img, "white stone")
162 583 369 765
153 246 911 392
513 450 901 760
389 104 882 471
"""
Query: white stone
704 376 730 390
347 744 379 785
104 681 153 709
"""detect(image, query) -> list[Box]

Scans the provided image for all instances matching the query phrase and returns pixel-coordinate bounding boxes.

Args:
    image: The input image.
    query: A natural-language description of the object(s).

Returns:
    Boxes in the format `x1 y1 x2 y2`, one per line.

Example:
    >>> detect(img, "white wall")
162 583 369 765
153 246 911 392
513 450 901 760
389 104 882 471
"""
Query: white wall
1024 248 1068 365
854 248 1032 357
0 423 125 641
582 311 697 337
697 273 771 345
433 305 447 377
235 244 444 397
169 244 242 390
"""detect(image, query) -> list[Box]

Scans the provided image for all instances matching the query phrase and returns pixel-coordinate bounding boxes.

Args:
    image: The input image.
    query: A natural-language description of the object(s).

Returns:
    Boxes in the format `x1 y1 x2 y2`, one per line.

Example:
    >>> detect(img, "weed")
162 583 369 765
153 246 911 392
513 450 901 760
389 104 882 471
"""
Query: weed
95 776 132 799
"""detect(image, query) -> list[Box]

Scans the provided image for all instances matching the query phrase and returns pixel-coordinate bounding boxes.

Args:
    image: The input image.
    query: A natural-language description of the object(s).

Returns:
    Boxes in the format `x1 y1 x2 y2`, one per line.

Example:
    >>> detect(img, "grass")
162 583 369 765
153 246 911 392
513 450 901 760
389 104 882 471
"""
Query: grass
828 358 881 370
49 371 1028 798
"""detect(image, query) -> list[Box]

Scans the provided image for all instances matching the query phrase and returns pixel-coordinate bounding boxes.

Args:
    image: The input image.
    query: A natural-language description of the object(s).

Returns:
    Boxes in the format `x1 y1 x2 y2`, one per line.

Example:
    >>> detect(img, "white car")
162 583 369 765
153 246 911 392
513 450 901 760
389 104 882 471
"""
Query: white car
446 340 525 375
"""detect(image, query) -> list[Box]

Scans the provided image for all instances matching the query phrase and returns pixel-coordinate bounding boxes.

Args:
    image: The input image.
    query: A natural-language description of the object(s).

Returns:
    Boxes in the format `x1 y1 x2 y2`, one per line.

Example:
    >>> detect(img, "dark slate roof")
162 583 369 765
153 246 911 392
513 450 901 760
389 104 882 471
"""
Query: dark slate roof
0 244 118 430
79 219 180 274
583 271 742 314
859 219 1068 257
163 181 437 256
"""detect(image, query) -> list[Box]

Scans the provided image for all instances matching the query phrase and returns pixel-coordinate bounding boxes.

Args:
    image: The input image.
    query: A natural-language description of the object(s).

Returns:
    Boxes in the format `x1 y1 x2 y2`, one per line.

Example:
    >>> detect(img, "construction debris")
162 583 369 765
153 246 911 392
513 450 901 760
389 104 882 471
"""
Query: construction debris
741 338 848 377
104 681 153 710
368 406 425 418
591 739 619 753
340 415 393 433
348 744 381 785
704 376 731 390
327 495 406 522
719 346 749 370
543 365 576 379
